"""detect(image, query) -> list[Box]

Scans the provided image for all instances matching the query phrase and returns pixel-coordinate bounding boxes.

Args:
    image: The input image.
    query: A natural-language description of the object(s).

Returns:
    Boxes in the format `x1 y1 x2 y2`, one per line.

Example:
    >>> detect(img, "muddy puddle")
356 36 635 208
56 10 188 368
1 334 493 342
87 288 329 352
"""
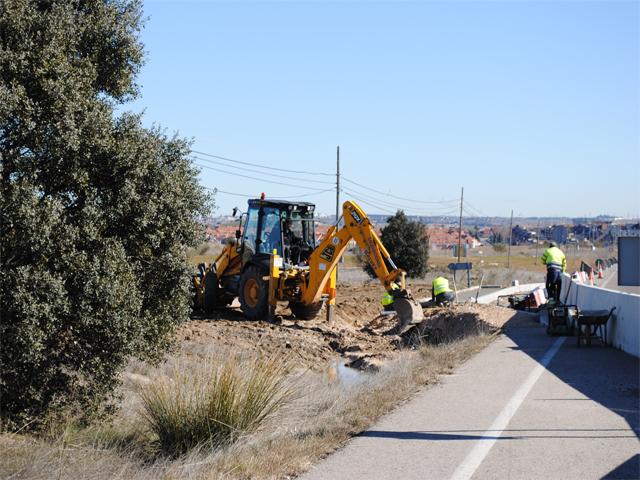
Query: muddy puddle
327 359 369 387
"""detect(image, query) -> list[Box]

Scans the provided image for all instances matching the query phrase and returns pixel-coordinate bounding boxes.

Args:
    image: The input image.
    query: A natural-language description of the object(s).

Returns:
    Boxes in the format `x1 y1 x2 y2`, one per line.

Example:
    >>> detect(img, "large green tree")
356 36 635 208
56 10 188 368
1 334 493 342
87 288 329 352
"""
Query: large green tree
362 210 430 279
0 0 210 429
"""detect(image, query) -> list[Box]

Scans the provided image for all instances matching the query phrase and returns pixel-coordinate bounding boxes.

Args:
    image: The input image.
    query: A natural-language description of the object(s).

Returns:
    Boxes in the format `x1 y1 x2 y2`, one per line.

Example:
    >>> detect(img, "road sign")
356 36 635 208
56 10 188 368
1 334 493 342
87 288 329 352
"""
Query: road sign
448 262 473 271
448 262 473 288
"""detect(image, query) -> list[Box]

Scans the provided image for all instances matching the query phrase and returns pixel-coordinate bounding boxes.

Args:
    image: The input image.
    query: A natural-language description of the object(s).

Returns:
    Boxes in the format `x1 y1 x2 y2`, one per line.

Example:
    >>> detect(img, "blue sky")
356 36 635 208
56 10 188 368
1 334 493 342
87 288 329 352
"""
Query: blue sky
128 0 639 218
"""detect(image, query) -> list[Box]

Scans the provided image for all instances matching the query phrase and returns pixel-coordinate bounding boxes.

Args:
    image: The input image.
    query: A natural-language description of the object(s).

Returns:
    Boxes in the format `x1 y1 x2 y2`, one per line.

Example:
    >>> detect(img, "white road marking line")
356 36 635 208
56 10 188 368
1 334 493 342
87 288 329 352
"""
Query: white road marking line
450 336 566 480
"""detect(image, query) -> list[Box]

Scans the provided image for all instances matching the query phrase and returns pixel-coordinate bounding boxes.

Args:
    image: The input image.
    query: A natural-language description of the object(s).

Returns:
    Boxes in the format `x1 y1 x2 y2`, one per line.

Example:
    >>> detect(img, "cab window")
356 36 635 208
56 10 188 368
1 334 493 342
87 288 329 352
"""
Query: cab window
258 207 282 255
243 206 259 256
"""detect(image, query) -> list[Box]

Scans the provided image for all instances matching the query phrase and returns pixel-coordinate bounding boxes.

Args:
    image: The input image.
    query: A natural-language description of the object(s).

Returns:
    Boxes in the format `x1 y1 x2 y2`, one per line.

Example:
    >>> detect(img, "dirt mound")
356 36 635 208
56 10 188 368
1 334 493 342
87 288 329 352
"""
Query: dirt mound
176 287 523 372
401 303 518 346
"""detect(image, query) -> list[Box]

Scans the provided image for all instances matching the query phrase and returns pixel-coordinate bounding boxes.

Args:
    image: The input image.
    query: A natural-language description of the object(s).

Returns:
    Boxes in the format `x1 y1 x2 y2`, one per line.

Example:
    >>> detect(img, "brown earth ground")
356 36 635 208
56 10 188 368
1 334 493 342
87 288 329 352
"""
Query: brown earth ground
1 283 530 480
178 283 518 372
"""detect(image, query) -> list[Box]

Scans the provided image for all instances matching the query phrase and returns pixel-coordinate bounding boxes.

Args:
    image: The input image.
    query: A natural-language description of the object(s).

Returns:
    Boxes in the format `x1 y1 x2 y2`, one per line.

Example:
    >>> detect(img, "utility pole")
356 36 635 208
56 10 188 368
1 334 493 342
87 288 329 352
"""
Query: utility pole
335 146 340 282
507 209 514 269
534 220 541 264
457 187 464 263
335 146 340 226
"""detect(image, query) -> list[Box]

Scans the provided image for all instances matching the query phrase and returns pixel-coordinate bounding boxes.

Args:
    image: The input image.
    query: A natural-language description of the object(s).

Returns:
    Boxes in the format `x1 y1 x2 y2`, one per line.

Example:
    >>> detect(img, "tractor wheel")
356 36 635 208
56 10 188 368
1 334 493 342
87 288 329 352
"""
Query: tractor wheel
289 300 324 320
239 265 269 320
203 272 230 313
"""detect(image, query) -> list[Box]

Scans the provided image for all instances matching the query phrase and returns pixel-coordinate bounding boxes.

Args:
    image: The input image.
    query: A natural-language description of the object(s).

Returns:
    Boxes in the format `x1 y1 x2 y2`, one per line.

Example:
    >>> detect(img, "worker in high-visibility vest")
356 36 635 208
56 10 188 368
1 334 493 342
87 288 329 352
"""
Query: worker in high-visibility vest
540 241 566 302
432 276 455 306
381 282 400 311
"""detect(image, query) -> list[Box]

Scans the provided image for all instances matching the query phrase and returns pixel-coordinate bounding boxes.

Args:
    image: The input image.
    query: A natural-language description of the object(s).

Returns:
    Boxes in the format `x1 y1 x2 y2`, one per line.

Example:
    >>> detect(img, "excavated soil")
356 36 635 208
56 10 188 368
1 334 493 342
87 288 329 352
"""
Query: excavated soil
177 284 525 371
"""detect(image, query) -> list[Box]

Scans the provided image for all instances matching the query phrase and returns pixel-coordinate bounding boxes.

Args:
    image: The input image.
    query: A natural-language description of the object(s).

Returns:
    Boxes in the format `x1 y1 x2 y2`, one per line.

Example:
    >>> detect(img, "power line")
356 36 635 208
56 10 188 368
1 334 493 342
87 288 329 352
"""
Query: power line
192 149 334 177
463 199 490 217
341 176 459 205
206 186 334 199
344 184 461 215
343 186 414 211
191 155 335 185
344 189 459 217
463 205 483 218
193 148 466 216
343 190 397 214
462 207 480 218
194 163 330 191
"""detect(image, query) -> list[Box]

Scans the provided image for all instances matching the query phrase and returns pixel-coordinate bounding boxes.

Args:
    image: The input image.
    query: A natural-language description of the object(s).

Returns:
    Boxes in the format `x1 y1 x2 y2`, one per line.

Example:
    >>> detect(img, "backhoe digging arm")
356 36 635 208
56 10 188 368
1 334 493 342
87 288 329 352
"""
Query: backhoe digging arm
301 201 424 328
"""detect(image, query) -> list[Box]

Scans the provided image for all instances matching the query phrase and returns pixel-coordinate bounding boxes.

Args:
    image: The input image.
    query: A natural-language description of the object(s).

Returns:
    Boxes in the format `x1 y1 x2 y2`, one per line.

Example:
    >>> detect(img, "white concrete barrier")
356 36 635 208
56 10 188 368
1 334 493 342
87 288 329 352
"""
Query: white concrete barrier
560 274 640 357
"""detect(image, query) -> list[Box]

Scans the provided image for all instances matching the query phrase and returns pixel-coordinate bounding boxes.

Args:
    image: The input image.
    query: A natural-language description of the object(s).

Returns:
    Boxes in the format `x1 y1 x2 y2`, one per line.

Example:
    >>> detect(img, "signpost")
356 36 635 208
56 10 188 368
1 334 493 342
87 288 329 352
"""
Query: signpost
448 262 473 288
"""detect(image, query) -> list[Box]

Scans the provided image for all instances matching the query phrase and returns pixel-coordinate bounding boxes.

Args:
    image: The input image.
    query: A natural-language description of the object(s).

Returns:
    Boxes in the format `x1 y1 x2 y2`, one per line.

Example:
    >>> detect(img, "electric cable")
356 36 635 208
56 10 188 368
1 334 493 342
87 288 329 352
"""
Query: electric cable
192 149 334 176
191 155 335 185
345 184 463 214
192 149 463 208
342 190 397 214
205 186 334 199
194 163 331 191
192 149 468 216
343 189 459 217
463 199 490 217
342 176 459 205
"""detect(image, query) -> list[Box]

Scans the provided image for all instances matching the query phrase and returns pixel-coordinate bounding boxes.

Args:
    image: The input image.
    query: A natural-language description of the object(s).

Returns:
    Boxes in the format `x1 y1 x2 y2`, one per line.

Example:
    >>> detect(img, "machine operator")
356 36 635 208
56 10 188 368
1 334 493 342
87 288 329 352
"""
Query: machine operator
283 217 301 246
283 217 306 264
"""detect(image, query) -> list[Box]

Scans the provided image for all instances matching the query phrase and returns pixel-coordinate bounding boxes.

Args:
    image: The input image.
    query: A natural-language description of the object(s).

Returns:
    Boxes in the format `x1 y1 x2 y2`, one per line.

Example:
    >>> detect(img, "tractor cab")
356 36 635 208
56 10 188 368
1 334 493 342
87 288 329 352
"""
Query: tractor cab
240 199 316 267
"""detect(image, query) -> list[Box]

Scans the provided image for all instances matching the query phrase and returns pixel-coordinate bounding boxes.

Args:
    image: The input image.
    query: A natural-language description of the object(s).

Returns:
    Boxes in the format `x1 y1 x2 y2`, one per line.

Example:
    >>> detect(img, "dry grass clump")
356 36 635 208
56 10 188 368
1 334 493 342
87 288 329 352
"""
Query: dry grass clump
139 356 292 457
199 332 495 479
1 313 500 479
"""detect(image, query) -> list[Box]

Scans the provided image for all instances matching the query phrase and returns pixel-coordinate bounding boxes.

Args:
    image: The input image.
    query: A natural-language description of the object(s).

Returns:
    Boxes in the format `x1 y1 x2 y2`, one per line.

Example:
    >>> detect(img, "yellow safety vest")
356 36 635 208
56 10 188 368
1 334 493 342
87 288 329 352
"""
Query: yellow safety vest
433 277 452 296
381 292 394 306
541 247 566 272
381 282 399 306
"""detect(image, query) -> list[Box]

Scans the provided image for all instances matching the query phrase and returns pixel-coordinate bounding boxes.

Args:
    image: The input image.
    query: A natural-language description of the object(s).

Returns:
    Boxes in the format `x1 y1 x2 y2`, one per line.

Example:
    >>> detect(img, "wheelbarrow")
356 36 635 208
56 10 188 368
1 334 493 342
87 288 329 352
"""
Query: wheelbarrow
576 307 616 348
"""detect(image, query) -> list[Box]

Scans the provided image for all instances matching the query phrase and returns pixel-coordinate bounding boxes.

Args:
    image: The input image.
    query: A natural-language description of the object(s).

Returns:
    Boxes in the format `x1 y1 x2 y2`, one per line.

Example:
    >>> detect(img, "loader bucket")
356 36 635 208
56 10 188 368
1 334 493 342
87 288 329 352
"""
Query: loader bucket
393 296 425 334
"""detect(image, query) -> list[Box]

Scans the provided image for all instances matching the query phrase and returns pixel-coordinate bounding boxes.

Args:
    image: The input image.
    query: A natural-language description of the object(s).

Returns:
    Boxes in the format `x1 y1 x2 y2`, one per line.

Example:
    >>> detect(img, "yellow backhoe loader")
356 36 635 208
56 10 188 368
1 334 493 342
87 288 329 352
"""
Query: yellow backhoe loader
193 197 424 329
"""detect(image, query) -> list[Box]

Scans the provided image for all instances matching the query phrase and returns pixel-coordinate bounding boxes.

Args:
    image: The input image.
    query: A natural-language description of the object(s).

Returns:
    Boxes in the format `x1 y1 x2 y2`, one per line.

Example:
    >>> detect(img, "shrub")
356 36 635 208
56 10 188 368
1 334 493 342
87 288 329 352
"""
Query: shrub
361 210 429 278
139 356 292 456
492 243 507 253
0 0 210 429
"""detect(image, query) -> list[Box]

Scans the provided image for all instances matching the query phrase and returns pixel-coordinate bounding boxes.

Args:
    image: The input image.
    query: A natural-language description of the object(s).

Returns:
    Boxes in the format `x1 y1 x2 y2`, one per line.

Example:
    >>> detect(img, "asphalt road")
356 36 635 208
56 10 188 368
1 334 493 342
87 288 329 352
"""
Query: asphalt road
302 316 639 480
596 266 640 296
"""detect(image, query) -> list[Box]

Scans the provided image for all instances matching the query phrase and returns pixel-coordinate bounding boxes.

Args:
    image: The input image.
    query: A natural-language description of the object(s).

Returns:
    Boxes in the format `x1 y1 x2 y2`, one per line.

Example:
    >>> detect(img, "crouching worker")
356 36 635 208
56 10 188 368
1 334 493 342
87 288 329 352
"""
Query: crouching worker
380 282 400 312
432 276 455 306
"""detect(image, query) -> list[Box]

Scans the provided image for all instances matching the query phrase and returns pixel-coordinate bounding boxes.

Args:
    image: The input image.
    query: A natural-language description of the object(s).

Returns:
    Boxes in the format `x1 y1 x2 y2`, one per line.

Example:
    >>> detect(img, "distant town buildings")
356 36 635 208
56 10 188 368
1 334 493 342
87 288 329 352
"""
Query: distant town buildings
200 215 640 250
425 226 481 249
541 225 568 245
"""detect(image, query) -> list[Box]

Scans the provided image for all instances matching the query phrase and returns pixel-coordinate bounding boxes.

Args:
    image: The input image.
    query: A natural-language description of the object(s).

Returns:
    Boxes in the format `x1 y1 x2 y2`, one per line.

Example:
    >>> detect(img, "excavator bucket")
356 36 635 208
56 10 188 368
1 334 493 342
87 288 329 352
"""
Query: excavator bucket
393 295 425 334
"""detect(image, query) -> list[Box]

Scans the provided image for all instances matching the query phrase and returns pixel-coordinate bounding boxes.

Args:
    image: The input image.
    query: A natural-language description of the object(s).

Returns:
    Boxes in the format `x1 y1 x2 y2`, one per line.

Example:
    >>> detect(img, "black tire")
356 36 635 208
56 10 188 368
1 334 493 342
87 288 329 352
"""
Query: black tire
238 265 269 320
203 272 230 313
289 300 324 320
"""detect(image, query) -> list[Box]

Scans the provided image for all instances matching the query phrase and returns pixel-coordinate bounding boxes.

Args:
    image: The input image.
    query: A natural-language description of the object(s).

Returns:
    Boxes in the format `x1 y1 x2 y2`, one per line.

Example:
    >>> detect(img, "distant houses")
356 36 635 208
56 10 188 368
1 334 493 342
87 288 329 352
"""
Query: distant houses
425 226 481 250
200 217 640 250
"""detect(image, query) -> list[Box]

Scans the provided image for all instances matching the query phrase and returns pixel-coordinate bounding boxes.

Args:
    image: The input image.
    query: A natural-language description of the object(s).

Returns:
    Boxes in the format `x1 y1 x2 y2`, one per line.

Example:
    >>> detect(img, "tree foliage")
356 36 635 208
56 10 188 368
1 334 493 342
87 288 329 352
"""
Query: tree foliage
362 210 429 279
0 0 210 429
489 230 504 244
